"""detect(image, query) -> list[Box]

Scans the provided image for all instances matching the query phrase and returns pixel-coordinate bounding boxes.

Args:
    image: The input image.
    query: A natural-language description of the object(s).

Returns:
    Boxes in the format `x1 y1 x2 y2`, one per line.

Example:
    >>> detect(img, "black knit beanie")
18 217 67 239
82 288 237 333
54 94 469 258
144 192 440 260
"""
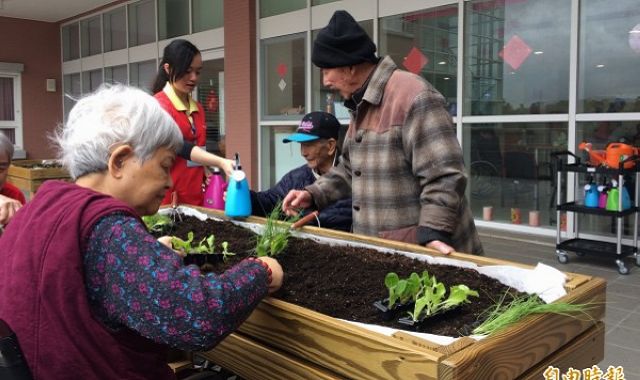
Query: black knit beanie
312 10 378 68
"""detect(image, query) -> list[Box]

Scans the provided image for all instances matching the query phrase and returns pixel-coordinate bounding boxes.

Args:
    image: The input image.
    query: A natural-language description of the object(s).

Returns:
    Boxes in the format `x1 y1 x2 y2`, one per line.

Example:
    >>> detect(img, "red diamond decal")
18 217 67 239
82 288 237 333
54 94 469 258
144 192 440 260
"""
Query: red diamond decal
499 35 532 71
403 47 429 75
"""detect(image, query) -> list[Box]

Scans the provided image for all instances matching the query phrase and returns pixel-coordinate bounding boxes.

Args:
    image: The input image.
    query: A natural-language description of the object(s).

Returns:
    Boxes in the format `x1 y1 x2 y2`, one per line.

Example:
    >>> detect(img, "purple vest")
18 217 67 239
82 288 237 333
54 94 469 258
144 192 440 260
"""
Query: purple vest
0 181 175 380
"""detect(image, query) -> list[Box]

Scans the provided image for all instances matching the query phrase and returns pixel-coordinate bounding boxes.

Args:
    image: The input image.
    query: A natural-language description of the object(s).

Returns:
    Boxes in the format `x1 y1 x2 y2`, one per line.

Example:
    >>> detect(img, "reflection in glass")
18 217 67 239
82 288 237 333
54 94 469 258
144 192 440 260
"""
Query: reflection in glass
63 73 81 121
576 121 640 151
62 23 80 62
158 0 189 39
311 21 373 118
103 7 126 52
260 0 306 18
196 58 225 154
81 16 101 57
578 0 640 113
193 0 223 33
104 65 127 85
129 0 156 47
129 60 157 93
379 6 458 116
463 122 567 227
259 125 307 189
0 77 14 121
311 0 339 5
261 34 306 119
464 0 570 115
82 70 103 94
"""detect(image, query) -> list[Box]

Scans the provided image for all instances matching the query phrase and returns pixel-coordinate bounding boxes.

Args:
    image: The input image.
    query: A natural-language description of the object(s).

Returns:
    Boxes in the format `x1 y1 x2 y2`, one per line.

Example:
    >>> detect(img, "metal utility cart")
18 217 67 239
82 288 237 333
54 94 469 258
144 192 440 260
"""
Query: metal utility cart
554 151 640 274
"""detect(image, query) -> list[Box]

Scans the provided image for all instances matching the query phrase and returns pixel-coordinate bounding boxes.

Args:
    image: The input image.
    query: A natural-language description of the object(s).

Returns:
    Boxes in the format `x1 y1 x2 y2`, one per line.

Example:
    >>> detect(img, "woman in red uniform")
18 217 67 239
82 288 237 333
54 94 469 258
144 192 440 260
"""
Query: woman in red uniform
152 39 233 206
0 133 25 226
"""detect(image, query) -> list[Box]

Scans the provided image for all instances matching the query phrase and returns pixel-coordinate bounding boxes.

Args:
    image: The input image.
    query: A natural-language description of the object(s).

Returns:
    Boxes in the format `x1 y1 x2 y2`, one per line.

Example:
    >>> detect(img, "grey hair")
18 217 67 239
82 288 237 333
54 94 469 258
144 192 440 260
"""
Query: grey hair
0 133 13 161
53 84 183 179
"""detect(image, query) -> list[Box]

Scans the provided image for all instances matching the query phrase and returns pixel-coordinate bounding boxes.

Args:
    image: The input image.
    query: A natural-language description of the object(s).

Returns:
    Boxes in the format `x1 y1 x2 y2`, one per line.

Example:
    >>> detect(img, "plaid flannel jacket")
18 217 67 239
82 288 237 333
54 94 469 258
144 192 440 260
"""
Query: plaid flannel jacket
307 56 483 254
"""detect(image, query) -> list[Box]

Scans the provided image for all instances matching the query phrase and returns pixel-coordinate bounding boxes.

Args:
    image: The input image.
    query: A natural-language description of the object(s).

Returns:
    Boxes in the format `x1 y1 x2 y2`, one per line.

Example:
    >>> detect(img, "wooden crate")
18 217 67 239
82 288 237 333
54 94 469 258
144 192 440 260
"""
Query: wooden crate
190 209 605 380
7 160 70 195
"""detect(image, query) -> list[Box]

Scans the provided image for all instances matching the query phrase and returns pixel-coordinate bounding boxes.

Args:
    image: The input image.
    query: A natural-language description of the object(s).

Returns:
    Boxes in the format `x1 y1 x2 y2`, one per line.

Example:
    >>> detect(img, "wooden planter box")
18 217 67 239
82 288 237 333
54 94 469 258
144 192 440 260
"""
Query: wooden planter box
188 208 605 380
8 160 70 197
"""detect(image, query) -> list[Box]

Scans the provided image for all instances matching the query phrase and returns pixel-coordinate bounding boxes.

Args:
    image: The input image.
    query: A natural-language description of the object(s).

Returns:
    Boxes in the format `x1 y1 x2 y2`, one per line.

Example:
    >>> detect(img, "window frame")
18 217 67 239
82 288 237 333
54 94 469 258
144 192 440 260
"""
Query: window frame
0 67 24 153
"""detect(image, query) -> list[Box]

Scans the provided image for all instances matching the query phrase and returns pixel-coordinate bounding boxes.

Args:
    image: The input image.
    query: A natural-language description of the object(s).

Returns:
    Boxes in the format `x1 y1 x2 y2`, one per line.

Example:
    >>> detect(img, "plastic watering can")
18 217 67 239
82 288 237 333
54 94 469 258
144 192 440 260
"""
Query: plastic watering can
605 180 631 211
224 153 252 218
578 141 638 169
584 183 599 208
597 185 608 209
202 167 227 210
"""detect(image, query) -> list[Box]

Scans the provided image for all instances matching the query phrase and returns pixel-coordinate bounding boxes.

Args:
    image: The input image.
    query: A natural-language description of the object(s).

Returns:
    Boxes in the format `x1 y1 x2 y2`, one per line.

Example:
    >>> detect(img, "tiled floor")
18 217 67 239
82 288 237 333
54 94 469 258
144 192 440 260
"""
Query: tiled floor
478 227 640 379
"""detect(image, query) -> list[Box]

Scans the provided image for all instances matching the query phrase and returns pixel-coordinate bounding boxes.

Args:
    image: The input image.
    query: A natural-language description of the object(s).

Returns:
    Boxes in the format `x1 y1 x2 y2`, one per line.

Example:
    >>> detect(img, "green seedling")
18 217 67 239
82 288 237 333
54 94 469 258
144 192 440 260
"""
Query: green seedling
472 293 593 336
142 213 173 233
385 272 421 310
254 201 299 257
220 241 236 262
171 232 216 254
408 271 479 321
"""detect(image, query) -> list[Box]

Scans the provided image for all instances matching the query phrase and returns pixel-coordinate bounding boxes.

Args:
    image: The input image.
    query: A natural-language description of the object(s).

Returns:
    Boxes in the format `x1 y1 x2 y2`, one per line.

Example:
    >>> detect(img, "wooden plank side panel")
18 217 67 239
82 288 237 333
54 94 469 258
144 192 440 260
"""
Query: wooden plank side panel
518 322 605 380
439 277 606 380
239 298 442 380
9 160 69 180
201 333 342 380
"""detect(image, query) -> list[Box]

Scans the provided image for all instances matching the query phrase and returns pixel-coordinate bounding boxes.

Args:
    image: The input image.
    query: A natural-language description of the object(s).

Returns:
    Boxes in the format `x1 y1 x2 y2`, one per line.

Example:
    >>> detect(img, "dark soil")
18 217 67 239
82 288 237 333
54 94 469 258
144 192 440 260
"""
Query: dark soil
161 216 521 337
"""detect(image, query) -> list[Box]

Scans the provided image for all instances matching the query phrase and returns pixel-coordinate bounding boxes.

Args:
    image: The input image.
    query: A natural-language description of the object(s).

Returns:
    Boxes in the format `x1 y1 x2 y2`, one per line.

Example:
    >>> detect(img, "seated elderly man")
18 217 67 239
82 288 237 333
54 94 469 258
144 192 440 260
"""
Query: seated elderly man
0 85 283 379
0 133 25 226
251 111 352 232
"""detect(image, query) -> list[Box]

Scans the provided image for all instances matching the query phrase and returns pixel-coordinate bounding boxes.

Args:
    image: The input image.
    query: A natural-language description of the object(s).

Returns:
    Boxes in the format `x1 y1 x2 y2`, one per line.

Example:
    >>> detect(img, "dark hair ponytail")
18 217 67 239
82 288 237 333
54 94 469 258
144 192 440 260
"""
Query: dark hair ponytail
151 39 200 94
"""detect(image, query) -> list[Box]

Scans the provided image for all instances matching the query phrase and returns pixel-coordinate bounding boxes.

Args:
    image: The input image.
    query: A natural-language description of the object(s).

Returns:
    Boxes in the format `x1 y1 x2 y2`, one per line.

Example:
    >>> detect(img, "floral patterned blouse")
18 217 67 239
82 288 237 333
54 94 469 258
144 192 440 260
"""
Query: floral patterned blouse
84 213 269 351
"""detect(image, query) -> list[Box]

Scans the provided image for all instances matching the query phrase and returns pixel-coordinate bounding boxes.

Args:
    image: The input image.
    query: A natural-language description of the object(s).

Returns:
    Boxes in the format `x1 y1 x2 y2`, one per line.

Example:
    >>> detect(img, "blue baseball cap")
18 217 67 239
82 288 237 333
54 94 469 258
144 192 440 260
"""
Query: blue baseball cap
283 112 341 143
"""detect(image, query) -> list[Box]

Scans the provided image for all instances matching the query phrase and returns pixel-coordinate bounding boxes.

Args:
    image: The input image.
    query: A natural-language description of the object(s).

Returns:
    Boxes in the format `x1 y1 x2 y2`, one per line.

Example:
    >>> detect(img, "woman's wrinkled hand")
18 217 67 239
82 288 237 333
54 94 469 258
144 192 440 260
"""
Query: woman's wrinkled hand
257 256 283 294
158 236 186 257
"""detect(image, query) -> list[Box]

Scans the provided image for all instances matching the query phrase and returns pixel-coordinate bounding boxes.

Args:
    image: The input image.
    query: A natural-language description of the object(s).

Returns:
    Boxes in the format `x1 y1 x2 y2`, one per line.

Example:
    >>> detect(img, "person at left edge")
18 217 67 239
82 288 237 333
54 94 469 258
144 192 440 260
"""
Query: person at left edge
0 85 282 379
0 133 26 226
152 39 234 206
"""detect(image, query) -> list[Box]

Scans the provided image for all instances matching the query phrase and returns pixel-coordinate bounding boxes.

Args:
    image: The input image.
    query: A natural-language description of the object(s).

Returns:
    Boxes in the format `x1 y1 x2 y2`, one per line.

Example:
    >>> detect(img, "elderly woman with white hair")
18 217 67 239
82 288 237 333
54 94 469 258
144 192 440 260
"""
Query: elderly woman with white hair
0 85 283 380
0 133 25 225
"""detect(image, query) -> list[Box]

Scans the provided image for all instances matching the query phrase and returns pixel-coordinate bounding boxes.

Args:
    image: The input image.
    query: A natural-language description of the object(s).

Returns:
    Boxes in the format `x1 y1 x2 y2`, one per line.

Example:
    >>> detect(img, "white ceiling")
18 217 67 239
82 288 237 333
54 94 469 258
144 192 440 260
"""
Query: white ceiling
0 0 117 22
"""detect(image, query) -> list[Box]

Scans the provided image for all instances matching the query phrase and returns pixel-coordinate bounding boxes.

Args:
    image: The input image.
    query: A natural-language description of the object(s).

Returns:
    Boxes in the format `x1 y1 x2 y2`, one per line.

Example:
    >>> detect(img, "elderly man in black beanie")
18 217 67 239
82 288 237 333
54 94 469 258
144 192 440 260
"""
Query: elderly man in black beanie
283 10 482 255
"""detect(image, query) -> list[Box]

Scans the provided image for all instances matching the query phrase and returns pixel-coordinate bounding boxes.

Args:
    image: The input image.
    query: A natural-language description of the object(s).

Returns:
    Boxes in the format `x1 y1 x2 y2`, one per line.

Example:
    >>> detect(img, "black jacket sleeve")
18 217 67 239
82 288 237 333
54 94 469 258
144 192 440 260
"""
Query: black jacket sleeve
315 198 352 232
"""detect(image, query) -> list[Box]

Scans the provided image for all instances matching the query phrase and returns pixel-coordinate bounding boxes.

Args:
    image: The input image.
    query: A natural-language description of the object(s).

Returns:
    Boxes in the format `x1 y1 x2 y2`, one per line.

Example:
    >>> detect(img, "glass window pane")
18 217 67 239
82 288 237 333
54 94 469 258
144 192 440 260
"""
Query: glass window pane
63 73 81 120
576 121 640 150
196 58 225 154
129 0 156 46
62 23 80 61
574 121 639 237
105 65 128 85
82 69 103 94
260 0 305 18
463 122 567 227
158 0 190 39
193 0 223 32
81 16 102 57
129 60 157 93
259 125 308 189
103 7 126 52
464 0 571 115
578 0 640 113
311 20 373 118
261 33 306 119
379 6 458 116
311 0 339 5
0 77 14 121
